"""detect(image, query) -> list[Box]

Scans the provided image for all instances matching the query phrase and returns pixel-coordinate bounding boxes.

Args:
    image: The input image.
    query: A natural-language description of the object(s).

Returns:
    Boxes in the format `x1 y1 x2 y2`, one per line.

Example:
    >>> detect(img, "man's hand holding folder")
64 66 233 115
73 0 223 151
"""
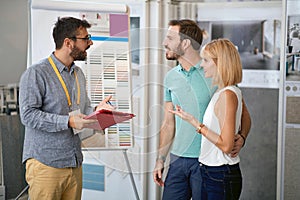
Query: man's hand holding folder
68 95 115 130
84 109 135 130
82 95 135 130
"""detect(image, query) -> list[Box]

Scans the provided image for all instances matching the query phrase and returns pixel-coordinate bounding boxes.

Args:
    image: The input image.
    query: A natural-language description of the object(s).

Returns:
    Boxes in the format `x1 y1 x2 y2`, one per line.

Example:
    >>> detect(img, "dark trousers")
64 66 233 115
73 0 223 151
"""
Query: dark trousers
200 163 242 200
162 154 201 200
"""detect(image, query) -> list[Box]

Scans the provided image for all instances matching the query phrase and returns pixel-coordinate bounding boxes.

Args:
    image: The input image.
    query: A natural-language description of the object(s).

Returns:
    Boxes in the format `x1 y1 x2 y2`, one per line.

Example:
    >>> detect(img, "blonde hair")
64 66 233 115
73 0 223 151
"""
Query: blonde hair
200 38 242 87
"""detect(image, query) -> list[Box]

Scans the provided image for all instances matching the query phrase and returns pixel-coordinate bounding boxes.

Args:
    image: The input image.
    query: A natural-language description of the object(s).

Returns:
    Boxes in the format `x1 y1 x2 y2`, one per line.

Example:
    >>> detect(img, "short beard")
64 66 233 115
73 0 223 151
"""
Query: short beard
70 46 87 61
165 44 184 60
166 52 179 60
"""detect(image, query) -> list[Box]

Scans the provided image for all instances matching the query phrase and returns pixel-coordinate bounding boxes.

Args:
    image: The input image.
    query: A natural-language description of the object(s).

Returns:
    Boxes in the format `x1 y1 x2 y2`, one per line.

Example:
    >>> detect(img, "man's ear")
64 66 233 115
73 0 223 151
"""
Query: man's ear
181 39 191 50
64 38 74 49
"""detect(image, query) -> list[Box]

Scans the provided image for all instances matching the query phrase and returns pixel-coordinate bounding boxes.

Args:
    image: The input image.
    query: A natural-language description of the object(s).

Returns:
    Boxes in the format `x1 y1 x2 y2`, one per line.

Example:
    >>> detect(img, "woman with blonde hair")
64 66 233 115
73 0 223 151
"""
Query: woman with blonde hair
170 38 244 200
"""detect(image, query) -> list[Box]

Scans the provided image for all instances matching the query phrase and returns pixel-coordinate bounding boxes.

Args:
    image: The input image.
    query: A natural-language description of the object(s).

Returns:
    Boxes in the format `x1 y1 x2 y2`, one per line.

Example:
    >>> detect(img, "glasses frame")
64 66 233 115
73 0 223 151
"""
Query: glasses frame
71 34 92 42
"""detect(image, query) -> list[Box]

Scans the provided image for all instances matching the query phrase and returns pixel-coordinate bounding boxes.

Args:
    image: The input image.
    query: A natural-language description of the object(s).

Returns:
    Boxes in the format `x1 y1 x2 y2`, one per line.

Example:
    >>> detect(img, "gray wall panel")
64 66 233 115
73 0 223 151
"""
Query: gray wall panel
284 128 300 200
0 0 28 85
239 88 278 200
0 115 26 199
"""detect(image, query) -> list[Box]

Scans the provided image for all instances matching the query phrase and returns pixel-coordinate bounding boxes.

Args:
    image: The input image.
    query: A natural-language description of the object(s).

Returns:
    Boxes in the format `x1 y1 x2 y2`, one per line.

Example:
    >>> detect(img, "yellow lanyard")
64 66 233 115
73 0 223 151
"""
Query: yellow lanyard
48 57 80 107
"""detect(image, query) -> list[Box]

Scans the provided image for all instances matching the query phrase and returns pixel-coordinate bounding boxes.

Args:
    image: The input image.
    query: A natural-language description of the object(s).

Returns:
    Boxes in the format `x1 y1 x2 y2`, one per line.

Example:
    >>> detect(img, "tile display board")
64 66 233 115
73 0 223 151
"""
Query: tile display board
30 1 133 150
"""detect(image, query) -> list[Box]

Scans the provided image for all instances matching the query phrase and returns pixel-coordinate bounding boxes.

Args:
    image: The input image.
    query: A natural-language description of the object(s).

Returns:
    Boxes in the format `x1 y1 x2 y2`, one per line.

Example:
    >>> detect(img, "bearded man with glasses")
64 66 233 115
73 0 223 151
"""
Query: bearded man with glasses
19 17 113 200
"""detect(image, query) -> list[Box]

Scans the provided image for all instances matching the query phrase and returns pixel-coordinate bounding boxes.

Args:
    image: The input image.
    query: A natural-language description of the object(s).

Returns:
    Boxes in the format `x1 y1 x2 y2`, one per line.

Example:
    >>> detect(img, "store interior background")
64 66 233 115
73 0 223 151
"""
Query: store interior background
0 0 300 200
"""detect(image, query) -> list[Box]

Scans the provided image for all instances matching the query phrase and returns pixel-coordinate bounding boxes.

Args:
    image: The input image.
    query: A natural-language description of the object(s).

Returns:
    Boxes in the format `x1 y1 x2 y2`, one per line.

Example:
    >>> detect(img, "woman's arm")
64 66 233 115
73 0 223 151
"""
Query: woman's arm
169 90 239 154
208 90 238 153
231 99 251 157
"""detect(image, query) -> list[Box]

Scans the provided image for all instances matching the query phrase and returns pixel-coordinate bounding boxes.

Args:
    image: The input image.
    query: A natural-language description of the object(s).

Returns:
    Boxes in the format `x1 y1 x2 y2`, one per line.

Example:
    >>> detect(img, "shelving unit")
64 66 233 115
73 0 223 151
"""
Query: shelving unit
0 84 19 115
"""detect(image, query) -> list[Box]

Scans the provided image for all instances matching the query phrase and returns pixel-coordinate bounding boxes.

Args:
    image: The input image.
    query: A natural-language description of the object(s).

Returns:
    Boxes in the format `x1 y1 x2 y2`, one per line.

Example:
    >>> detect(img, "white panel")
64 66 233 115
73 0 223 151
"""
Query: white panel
31 0 128 13
197 1 282 21
239 70 280 89
287 0 300 16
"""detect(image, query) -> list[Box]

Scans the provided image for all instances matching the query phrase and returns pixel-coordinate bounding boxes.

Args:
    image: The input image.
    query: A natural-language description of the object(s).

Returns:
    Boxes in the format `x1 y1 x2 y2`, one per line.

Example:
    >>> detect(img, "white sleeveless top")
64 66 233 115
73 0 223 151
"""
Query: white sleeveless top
199 86 242 166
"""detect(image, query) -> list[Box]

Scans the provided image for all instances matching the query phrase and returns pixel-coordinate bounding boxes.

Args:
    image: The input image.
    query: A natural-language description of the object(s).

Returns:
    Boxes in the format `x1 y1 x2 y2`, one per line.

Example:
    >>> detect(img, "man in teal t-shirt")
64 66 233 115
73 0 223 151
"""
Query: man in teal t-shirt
164 64 214 158
153 19 252 200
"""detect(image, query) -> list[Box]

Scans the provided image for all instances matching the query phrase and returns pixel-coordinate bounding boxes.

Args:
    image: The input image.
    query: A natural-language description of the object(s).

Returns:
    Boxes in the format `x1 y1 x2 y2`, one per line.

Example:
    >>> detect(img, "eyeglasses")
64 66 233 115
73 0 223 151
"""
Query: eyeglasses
71 34 92 41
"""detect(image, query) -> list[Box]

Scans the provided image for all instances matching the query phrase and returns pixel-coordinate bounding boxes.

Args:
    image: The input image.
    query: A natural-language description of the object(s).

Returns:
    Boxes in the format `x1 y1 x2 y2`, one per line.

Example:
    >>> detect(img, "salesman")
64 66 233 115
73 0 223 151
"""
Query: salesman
19 16 113 200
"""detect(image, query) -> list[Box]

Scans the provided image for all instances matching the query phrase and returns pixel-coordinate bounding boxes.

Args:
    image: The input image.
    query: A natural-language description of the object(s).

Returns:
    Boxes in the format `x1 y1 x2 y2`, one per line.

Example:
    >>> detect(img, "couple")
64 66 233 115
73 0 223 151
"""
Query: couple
153 19 251 200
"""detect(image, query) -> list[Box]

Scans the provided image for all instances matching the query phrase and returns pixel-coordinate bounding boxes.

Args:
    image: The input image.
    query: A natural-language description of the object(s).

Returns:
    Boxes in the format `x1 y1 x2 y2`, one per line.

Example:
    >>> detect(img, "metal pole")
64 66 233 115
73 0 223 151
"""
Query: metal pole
123 149 140 200
14 185 29 200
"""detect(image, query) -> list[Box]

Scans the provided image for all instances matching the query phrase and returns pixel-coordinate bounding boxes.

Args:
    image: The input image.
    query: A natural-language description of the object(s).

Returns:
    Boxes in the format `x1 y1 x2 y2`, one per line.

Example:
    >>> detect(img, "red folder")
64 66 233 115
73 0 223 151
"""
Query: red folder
84 109 135 130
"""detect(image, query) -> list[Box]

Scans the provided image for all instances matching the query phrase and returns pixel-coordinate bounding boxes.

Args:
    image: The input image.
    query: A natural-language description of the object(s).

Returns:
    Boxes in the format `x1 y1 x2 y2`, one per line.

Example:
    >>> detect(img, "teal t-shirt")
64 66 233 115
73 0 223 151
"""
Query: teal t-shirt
164 63 216 158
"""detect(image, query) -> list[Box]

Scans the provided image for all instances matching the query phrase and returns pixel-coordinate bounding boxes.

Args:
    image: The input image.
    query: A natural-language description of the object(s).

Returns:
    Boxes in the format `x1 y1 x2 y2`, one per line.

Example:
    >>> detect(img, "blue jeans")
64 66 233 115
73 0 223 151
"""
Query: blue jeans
162 154 201 200
200 163 242 200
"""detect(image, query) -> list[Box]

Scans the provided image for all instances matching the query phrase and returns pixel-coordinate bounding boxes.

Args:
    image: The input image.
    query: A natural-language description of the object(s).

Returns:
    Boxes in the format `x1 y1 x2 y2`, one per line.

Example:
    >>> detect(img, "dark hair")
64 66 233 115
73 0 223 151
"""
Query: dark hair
52 17 91 49
169 19 203 51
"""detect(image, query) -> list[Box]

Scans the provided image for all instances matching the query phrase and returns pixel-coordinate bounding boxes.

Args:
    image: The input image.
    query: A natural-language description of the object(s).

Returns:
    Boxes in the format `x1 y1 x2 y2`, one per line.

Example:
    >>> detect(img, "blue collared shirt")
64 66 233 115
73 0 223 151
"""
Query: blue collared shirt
19 53 93 168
